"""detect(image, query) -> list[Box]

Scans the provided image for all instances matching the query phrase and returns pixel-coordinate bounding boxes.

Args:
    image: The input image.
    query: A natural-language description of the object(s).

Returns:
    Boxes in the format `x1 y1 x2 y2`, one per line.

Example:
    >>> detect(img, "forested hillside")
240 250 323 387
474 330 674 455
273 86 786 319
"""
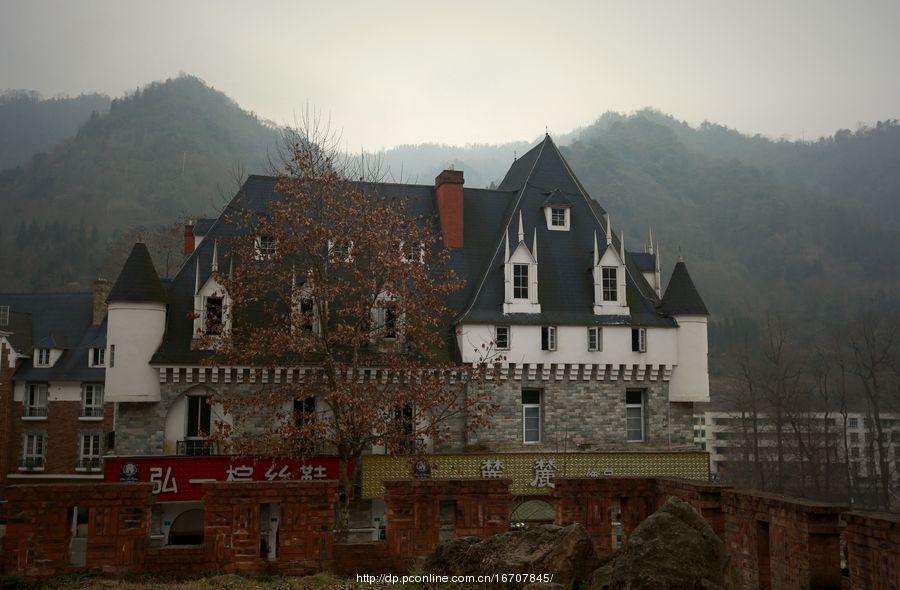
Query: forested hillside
0 77 897 367
0 90 111 170
0 76 280 290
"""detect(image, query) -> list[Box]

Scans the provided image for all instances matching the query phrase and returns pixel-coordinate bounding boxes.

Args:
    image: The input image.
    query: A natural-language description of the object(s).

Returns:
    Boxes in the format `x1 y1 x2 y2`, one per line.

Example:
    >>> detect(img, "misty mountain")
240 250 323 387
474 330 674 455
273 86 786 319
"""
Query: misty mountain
0 90 111 170
0 76 897 360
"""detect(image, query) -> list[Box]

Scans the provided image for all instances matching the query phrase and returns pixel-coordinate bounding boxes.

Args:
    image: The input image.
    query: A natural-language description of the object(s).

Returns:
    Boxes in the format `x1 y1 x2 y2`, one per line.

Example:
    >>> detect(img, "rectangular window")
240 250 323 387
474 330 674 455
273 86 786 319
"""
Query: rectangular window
541 326 557 351
513 264 529 299
205 296 224 335
849 418 858 428
186 395 212 438
81 384 104 418
0 305 8 326
494 326 510 350
850 447 860 458
255 235 277 260
626 390 645 442
383 305 398 339
109 344 115 368
88 347 105 367
631 328 647 352
25 383 48 418
588 327 602 351
601 267 617 302
36 348 51 366
393 404 415 453
850 432 859 443
330 240 353 261
298 298 315 332
522 390 541 443
78 433 103 469
550 208 566 227
21 432 46 469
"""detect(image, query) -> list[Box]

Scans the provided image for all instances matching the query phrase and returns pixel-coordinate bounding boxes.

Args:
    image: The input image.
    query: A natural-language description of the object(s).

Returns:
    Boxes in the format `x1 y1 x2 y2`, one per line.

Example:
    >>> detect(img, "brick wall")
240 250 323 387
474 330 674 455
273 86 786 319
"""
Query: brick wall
10 400 114 477
202 480 338 575
843 511 899 590
384 479 511 565
656 478 730 536
2 483 154 576
722 490 845 590
0 342 14 487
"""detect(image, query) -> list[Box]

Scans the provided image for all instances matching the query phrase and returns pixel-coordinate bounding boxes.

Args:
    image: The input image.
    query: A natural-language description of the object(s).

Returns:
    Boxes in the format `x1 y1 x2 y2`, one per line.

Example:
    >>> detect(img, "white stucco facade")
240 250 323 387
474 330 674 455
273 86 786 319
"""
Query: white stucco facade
105 301 166 402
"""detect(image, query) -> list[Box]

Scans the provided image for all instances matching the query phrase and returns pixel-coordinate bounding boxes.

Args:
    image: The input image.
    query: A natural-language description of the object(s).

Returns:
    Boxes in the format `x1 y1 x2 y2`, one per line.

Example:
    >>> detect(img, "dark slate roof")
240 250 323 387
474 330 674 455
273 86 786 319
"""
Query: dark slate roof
457 134 671 327
107 243 168 304
660 261 709 316
541 189 573 208
148 135 691 363
630 252 656 273
194 218 216 235
0 292 104 381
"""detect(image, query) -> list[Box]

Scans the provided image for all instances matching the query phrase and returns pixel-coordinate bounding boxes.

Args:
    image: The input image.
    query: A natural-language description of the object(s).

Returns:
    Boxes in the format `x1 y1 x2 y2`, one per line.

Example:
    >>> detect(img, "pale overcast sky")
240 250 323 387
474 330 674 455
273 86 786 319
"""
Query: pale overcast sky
1 0 898 149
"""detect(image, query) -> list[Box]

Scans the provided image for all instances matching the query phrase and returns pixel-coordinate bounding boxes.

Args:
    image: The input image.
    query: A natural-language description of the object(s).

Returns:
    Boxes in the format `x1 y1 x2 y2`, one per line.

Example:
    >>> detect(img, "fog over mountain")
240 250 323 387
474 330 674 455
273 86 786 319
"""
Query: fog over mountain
0 75 897 366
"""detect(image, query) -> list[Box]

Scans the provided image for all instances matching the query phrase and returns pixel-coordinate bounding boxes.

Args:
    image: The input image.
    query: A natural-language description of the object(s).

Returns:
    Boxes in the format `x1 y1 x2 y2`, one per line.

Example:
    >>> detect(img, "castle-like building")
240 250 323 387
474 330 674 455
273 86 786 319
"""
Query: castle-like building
2 135 711 544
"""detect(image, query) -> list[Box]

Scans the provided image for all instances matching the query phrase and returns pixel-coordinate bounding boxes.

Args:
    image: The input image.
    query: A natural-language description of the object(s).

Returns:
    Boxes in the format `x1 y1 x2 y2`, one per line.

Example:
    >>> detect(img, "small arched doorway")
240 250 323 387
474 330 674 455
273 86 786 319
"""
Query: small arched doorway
510 499 555 528
168 508 205 545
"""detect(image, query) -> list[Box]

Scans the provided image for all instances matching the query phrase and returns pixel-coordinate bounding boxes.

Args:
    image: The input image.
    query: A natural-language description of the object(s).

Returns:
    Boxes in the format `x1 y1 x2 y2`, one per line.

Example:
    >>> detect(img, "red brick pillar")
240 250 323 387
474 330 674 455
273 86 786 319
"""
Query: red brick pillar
0 342 14 488
843 511 900 590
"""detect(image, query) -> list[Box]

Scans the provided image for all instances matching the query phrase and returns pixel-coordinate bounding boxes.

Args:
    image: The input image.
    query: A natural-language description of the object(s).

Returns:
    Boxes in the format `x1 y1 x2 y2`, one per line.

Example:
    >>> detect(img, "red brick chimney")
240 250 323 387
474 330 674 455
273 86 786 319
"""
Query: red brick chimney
435 169 464 249
184 221 195 257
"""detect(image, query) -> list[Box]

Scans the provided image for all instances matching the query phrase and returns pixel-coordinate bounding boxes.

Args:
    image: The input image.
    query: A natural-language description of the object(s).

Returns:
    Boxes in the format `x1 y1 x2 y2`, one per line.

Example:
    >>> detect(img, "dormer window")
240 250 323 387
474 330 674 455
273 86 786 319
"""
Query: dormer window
297 298 315 332
541 190 571 231
0 305 9 326
513 264 529 299
88 347 105 368
35 349 51 367
204 296 224 335
254 235 277 260
601 267 618 302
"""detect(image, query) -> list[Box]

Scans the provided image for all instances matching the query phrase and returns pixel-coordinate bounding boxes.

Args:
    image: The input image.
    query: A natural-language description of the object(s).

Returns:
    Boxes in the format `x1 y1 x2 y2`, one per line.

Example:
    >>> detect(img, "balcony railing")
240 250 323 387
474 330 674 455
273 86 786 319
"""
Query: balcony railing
177 439 217 456
76 457 104 470
24 405 48 418
20 456 45 469
80 406 104 418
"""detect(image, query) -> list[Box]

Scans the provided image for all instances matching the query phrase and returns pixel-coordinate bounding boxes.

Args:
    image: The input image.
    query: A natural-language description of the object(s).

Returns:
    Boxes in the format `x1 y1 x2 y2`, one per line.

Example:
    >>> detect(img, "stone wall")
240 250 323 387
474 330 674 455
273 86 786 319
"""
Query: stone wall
843 511 900 590
2 483 154 576
203 480 338 575
0 342 14 487
384 479 511 565
722 490 845 590
467 378 692 452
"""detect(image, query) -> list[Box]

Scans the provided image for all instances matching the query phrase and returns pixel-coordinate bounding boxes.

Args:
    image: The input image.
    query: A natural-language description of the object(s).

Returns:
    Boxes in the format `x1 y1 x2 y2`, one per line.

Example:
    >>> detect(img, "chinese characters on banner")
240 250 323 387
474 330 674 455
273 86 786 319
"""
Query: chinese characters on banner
105 456 351 502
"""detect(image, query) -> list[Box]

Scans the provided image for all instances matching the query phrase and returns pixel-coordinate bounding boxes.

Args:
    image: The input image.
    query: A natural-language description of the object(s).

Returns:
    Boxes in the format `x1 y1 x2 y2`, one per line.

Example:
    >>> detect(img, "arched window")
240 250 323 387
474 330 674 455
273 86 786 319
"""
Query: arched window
168 508 204 545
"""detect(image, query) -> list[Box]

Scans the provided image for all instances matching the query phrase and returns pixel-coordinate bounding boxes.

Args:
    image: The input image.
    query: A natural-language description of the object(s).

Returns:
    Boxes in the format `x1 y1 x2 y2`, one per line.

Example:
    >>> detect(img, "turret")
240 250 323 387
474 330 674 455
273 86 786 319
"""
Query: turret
105 243 167 402
661 259 709 402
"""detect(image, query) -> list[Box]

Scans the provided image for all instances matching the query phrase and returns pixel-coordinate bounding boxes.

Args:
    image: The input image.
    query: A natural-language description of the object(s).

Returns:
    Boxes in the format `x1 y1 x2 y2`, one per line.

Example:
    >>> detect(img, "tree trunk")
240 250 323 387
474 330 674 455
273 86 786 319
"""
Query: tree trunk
336 454 353 542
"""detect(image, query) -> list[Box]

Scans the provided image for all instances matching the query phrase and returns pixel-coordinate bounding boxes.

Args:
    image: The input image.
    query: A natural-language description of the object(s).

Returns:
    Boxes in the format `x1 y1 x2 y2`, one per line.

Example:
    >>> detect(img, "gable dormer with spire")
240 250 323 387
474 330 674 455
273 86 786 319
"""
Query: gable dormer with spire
592 216 629 316
503 212 540 314
192 239 231 340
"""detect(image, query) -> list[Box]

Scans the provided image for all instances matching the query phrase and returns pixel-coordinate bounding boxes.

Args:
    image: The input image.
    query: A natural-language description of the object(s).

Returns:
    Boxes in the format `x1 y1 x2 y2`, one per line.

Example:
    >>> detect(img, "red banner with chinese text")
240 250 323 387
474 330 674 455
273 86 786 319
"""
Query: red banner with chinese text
104 455 351 502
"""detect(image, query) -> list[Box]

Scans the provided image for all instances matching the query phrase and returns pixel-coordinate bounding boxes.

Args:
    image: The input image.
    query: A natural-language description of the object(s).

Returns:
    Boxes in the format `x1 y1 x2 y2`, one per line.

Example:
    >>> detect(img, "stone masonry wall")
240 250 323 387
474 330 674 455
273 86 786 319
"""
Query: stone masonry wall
467 378 693 452
843 511 900 590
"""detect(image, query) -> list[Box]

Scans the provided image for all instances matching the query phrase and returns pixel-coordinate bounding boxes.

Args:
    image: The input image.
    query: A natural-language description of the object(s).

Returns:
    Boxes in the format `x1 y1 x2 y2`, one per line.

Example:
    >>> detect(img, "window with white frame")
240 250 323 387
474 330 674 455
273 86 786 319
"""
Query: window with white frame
254 235 277 260
0 305 9 326
541 326 557 351
296 297 315 332
186 395 212 439
601 267 617 302
81 384 104 418
88 347 105 367
24 383 48 418
35 348 51 367
375 302 400 340
849 418 858 428
513 264 529 299
21 431 46 469
588 327 602 352
631 328 647 352
330 240 353 262
494 326 510 350
78 432 103 469
625 390 645 442
204 296 224 335
550 208 567 227
522 390 542 443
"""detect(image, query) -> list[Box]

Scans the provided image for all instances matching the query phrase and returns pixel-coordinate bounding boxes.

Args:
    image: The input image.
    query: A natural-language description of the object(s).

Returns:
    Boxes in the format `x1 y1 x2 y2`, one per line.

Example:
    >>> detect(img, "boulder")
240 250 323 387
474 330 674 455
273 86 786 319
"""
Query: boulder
426 523 600 590
590 496 732 590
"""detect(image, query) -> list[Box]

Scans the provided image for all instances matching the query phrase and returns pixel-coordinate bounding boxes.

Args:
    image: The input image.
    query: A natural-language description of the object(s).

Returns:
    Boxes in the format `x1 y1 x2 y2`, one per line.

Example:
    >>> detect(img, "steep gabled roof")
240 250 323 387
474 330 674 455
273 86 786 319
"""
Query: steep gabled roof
107 243 167 304
457 134 669 327
660 260 709 316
